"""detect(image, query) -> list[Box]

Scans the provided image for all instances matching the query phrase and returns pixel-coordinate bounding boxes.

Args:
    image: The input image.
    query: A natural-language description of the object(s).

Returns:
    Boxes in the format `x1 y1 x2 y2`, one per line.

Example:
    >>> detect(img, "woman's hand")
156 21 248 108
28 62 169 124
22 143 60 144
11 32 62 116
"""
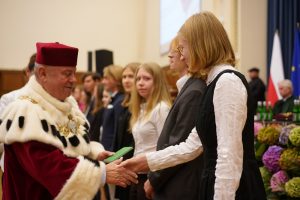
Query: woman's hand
120 154 150 173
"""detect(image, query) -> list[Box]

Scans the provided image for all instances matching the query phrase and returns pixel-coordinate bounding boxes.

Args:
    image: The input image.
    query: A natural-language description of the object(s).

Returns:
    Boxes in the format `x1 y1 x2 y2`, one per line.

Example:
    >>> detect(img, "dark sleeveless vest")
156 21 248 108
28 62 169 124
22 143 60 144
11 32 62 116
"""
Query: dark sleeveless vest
196 69 266 200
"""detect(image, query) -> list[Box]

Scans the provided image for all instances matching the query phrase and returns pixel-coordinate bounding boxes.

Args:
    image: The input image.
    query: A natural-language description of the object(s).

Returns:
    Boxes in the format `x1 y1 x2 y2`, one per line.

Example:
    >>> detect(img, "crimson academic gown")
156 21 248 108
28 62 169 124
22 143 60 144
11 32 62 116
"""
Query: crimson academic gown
0 76 106 200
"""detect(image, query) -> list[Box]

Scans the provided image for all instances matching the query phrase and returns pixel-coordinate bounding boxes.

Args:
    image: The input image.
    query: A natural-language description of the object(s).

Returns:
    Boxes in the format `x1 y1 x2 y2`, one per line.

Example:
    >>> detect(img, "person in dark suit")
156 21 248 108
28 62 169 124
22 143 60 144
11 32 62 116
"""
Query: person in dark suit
248 67 266 110
121 36 206 200
82 72 101 124
89 84 106 142
273 79 295 115
113 62 140 200
146 37 205 200
101 65 124 151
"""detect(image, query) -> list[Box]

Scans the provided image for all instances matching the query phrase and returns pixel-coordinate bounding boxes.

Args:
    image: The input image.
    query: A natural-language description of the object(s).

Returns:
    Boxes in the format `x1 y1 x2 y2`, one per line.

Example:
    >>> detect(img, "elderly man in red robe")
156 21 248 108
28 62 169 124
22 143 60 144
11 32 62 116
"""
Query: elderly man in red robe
0 42 137 200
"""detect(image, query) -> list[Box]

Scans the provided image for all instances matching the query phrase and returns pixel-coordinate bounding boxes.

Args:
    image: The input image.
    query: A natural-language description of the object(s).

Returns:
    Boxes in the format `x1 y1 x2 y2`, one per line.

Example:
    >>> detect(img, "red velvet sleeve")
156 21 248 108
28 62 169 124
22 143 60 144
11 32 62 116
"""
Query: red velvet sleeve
11 141 79 197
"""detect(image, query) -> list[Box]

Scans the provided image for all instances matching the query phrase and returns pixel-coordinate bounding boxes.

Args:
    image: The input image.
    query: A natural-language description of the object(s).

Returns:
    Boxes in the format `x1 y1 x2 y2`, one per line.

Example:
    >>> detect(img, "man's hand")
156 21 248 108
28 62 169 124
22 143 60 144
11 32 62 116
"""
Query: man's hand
144 179 154 199
106 158 138 187
120 154 150 173
97 150 114 161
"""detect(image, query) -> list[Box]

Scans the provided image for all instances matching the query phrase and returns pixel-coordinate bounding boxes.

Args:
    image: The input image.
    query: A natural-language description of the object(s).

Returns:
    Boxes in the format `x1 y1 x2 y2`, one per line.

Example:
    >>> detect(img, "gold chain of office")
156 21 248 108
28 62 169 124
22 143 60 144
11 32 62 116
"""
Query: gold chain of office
19 96 80 137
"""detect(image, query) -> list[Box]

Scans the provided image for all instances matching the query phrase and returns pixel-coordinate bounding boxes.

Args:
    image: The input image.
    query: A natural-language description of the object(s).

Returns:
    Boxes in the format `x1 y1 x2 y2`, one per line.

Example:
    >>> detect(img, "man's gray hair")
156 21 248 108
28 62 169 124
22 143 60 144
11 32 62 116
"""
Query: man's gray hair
278 79 293 93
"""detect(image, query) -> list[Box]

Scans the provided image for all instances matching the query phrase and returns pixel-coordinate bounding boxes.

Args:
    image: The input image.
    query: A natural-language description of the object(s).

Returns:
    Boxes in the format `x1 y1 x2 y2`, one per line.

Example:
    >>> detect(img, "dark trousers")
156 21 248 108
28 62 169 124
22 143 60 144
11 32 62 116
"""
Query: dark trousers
129 174 150 200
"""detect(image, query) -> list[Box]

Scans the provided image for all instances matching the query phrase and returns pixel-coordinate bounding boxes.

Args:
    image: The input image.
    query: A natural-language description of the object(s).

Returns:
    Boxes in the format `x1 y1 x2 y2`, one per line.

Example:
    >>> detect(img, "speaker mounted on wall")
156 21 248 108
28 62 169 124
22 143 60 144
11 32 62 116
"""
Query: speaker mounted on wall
95 49 113 76
87 51 93 72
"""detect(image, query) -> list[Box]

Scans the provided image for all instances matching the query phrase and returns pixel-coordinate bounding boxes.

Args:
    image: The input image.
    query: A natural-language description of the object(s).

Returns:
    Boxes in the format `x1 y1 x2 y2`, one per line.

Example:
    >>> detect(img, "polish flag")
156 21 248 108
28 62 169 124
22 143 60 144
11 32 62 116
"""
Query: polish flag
267 31 285 106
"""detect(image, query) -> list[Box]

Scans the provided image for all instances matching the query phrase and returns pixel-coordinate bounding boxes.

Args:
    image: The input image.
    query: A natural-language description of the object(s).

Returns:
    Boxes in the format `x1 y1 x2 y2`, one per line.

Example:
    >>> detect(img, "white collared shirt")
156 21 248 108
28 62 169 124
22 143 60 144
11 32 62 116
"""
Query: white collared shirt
110 91 118 98
176 74 190 93
132 101 170 156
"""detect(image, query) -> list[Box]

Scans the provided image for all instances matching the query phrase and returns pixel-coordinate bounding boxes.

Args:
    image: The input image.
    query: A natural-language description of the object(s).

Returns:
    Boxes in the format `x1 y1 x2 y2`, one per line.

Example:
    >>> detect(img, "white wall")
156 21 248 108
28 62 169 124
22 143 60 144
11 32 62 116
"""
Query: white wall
139 0 169 66
0 0 145 71
238 0 267 82
0 0 268 79
142 0 268 79
202 0 267 82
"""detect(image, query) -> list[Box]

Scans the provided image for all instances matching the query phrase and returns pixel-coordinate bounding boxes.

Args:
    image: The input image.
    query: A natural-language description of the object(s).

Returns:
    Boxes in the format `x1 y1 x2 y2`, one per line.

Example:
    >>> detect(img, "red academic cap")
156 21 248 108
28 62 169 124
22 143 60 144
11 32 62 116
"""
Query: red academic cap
36 42 78 67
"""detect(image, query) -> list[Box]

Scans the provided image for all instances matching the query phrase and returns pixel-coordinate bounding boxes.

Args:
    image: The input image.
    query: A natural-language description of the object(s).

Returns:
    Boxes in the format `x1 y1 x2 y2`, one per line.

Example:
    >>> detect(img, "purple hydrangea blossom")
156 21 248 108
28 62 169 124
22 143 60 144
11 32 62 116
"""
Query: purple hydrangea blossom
262 145 284 173
279 124 296 145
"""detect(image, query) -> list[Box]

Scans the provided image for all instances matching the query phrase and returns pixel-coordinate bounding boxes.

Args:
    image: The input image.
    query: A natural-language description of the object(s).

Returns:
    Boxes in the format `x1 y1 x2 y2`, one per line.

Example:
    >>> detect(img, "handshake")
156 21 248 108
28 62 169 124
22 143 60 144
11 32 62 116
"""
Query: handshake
99 150 155 199
98 150 150 187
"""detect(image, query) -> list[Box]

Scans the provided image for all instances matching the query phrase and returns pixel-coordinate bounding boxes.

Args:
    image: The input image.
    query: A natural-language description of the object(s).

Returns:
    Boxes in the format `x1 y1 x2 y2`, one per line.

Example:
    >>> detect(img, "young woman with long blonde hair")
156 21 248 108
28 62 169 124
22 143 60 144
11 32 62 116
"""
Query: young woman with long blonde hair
129 62 171 200
179 12 266 199
113 62 140 200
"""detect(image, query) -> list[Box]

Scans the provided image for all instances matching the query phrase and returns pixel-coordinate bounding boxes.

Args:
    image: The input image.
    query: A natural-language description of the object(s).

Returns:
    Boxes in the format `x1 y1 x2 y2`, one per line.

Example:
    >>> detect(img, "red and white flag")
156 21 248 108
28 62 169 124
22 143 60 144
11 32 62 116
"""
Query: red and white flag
267 31 285 106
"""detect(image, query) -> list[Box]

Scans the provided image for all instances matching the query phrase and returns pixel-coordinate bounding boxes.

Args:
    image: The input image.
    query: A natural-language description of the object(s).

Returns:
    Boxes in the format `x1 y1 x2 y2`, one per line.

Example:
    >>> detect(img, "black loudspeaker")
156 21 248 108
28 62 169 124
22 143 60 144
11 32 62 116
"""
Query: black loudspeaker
87 51 93 72
95 49 113 76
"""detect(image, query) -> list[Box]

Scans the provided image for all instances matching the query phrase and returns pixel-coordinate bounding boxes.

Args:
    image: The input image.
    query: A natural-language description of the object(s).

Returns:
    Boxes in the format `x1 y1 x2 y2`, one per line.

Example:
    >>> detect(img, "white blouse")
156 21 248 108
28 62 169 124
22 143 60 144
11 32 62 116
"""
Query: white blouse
132 101 170 156
146 65 248 200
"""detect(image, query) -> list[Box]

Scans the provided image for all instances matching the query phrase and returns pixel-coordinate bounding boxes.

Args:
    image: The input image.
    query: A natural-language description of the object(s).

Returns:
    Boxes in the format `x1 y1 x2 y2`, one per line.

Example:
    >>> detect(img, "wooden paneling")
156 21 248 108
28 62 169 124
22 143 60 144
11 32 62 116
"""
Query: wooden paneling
0 68 178 99
0 70 27 96
0 70 85 97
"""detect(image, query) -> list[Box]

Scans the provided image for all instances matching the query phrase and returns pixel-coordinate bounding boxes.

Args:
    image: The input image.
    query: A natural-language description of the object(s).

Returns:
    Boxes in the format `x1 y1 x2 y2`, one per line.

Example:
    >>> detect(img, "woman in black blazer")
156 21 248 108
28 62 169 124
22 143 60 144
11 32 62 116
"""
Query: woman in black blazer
101 65 124 151
113 62 140 200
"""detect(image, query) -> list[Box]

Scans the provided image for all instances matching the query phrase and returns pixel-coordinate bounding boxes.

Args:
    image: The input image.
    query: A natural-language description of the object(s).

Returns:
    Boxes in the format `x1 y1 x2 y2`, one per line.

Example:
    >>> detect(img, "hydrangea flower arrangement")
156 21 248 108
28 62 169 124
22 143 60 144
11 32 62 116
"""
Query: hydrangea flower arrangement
289 127 300 147
254 122 300 199
285 177 300 198
257 126 280 145
262 145 284 173
279 124 297 145
259 166 272 193
279 148 300 174
270 170 289 192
